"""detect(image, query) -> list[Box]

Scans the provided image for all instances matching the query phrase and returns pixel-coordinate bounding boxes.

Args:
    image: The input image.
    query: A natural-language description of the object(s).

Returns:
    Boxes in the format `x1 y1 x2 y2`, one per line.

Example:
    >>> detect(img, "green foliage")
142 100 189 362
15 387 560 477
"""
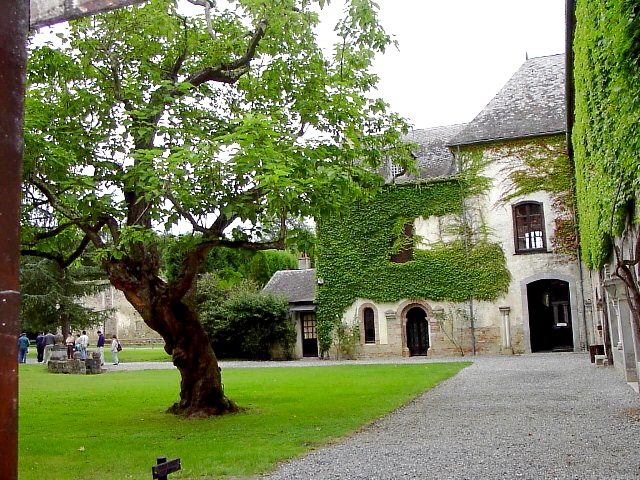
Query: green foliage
18 362 468 480
248 249 298 286
163 235 256 285
196 274 294 359
19 256 110 334
316 181 510 354
495 136 578 255
573 0 640 268
23 0 412 291
333 321 360 359
164 235 297 287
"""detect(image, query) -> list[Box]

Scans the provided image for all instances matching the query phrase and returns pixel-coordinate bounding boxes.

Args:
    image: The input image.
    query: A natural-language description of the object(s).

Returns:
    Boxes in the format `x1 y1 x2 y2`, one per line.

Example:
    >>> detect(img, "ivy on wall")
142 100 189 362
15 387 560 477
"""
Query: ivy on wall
492 135 578 256
315 179 511 353
573 0 640 269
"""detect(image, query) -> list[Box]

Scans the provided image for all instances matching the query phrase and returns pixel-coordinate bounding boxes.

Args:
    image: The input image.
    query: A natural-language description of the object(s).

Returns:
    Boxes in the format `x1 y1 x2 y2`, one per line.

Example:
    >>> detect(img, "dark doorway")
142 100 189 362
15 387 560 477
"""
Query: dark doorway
301 313 318 357
406 307 429 356
527 279 574 352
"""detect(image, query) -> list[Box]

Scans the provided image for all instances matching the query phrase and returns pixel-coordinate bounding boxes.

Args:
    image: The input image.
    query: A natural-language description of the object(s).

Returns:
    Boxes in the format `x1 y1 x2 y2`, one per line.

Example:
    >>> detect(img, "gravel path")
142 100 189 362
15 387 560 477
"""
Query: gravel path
99 353 640 479
256 353 640 480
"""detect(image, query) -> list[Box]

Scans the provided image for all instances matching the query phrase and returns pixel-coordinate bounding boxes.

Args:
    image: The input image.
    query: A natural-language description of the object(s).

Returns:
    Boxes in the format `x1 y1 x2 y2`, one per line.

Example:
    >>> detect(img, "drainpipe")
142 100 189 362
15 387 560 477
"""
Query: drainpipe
457 146 477 355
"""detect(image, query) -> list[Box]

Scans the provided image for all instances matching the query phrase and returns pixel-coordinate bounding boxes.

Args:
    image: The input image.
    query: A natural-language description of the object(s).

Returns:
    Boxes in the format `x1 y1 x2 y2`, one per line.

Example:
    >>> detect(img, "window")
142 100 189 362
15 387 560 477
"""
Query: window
513 202 546 253
363 307 376 344
390 222 414 263
390 162 404 177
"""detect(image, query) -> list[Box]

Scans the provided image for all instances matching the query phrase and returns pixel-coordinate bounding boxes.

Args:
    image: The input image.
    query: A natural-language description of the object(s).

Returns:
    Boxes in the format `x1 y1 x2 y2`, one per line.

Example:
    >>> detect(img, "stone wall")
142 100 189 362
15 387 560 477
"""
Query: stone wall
79 282 160 342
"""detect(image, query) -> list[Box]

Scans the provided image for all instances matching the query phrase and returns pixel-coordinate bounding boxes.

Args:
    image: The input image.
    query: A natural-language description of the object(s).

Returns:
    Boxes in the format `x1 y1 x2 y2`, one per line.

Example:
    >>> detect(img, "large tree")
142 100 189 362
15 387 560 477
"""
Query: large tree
22 0 412 417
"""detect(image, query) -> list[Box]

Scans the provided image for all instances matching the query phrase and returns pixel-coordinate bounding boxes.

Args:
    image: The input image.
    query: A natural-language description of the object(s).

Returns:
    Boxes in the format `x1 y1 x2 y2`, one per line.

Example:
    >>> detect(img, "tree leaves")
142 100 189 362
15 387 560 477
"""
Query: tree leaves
23 0 412 281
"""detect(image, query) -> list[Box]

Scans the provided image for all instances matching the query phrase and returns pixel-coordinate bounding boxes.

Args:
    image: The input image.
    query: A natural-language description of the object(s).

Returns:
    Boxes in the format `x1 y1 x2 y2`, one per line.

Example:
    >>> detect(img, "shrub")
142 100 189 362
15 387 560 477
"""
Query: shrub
197 275 295 360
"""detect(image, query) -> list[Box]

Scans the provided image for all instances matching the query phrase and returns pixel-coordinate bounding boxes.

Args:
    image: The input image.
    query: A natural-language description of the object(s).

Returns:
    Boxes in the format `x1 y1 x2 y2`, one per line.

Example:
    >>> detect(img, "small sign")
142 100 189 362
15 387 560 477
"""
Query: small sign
30 0 148 28
152 458 181 479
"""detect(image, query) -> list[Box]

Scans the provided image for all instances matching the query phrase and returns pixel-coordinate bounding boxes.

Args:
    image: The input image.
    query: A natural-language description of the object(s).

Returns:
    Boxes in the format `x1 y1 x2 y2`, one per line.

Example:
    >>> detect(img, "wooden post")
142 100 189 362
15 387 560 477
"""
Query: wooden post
0 1 28 479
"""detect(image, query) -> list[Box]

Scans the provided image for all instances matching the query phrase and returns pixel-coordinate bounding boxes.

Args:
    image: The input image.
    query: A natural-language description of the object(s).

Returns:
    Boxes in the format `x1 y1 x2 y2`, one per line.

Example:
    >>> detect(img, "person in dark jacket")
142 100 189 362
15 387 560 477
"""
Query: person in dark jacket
96 330 106 366
35 332 45 363
43 330 55 363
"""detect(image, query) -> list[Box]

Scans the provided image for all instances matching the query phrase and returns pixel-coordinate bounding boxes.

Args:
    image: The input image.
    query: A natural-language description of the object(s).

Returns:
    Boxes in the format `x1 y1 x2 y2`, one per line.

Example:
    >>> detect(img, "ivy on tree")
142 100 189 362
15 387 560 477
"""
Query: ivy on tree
22 0 413 416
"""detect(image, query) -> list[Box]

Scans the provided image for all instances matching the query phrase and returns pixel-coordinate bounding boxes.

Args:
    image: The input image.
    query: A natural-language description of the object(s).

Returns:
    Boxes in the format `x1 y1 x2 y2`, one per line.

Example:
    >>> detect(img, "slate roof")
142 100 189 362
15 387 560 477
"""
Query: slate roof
448 54 566 146
396 124 467 180
262 269 316 303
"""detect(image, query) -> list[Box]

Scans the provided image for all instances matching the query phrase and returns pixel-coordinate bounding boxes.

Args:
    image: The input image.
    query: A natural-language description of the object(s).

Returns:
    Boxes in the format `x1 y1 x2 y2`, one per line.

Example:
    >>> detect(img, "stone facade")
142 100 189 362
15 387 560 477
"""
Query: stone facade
79 282 159 342
322 55 597 360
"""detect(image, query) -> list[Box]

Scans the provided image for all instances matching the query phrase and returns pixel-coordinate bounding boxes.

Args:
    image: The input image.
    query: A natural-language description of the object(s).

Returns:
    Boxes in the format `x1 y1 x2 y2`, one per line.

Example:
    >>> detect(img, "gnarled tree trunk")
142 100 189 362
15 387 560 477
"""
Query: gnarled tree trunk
107 255 238 418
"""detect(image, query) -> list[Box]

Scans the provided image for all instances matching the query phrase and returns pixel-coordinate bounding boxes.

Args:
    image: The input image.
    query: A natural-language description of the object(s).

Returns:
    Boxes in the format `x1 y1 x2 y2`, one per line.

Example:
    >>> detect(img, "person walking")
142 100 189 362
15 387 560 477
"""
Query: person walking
110 334 121 365
43 330 55 363
35 332 45 363
96 330 105 366
18 333 29 364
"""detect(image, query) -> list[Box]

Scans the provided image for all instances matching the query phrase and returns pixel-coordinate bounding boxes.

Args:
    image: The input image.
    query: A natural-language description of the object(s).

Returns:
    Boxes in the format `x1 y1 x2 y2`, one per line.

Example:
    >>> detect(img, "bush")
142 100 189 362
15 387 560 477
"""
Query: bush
196 274 295 360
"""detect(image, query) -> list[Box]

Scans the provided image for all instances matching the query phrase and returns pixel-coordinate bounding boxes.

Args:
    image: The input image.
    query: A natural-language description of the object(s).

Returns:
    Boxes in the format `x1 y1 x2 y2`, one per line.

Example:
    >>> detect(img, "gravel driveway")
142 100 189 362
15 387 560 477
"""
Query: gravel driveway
100 353 640 479
256 353 640 480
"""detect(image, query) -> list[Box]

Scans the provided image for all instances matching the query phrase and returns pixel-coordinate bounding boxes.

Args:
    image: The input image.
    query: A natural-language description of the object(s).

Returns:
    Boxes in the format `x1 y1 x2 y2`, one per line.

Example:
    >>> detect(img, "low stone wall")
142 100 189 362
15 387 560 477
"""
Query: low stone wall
47 348 103 375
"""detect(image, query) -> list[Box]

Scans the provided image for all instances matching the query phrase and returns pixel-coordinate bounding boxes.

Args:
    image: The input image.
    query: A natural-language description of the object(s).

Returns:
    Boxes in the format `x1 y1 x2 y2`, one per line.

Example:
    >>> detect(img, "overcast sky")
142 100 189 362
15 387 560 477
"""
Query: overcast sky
37 0 566 130
320 0 566 129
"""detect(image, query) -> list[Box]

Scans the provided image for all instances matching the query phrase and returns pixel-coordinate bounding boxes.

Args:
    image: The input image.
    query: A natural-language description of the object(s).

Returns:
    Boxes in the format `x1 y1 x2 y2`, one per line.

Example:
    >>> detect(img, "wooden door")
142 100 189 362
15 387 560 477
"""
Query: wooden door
301 313 318 357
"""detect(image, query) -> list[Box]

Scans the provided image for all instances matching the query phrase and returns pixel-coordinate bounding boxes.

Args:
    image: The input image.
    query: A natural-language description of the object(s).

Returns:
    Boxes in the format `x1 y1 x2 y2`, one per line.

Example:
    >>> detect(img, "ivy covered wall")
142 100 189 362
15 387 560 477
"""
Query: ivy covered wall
315 179 511 353
573 0 640 269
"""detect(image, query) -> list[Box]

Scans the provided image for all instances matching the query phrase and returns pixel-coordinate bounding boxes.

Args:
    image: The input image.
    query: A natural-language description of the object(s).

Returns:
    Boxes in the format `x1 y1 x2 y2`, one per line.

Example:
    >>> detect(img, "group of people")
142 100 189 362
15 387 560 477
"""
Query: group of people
22 330 122 365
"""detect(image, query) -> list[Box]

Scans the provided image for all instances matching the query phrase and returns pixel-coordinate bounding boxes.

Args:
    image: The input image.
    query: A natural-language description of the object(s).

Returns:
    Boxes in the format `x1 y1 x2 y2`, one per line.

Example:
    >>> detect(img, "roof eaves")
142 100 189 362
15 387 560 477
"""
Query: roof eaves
446 129 566 148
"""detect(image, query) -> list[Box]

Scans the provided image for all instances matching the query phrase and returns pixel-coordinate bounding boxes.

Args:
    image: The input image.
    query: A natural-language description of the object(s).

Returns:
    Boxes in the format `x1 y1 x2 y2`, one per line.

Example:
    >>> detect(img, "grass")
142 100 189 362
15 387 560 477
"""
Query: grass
18 361 469 479
26 345 172 363
113 345 172 362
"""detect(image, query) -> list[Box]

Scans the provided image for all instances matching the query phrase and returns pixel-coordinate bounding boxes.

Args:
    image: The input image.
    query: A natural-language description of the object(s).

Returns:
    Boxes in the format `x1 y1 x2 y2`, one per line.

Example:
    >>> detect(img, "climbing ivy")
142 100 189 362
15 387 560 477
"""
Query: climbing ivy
573 0 640 269
315 179 511 354
494 135 578 256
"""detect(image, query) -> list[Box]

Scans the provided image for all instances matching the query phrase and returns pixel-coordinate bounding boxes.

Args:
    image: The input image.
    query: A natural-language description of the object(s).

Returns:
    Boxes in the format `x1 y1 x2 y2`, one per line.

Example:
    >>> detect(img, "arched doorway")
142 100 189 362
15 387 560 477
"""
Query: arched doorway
527 279 573 352
406 307 429 356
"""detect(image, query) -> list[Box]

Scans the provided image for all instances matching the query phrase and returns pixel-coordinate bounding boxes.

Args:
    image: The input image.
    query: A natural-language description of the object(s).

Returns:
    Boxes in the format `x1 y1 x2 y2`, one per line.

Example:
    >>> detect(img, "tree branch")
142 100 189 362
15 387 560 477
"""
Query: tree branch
185 18 268 87
28 175 82 223
165 190 208 233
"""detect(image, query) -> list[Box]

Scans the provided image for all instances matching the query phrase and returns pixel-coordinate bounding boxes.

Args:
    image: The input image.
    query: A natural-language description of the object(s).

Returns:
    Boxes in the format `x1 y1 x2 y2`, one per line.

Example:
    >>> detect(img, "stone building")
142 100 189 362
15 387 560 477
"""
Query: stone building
79 281 159 343
266 54 599 359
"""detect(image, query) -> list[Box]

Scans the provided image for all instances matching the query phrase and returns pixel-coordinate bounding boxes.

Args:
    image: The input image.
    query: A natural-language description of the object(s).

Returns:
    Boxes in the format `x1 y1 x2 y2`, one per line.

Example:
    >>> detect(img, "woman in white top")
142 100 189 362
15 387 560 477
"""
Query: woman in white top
110 335 120 365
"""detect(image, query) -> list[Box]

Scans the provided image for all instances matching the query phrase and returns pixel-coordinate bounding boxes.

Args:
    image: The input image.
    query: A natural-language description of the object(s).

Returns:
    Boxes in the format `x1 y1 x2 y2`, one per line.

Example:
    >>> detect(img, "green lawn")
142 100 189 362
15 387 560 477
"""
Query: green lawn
26 345 172 363
18 362 468 479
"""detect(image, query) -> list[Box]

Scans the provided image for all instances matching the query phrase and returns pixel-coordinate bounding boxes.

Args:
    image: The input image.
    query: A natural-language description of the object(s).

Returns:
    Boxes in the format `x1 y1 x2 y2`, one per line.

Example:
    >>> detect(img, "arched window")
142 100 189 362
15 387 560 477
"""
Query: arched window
513 202 546 253
363 307 376 344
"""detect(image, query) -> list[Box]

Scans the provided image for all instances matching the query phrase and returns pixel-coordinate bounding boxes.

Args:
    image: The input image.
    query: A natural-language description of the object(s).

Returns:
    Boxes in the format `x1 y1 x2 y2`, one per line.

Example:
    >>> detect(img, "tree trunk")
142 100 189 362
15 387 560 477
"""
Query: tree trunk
107 258 238 418
160 298 239 417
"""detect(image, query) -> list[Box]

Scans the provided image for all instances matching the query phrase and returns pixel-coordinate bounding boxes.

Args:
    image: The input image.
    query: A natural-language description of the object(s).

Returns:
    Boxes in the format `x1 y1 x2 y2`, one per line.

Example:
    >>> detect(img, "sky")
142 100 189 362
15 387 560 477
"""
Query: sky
36 0 566 130
319 0 566 129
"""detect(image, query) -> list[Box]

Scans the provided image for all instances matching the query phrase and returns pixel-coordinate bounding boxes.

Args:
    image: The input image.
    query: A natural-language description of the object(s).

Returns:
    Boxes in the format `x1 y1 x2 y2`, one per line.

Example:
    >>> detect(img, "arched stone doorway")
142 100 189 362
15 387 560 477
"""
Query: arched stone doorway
406 307 429 356
527 279 574 352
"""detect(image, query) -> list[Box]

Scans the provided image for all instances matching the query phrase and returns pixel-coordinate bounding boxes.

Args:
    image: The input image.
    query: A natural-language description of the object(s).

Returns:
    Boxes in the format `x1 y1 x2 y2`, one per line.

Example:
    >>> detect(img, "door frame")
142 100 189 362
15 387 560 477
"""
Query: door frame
521 273 580 353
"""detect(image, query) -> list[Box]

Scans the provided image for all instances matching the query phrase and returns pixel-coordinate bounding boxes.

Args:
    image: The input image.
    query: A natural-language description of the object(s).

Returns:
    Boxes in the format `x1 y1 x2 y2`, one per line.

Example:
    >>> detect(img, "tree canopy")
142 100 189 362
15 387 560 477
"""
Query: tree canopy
22 0 413 416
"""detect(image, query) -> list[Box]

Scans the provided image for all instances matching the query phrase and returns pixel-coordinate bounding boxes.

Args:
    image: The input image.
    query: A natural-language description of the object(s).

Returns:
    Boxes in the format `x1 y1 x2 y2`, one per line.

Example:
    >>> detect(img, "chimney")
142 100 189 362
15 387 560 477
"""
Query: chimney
298 252 311 270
